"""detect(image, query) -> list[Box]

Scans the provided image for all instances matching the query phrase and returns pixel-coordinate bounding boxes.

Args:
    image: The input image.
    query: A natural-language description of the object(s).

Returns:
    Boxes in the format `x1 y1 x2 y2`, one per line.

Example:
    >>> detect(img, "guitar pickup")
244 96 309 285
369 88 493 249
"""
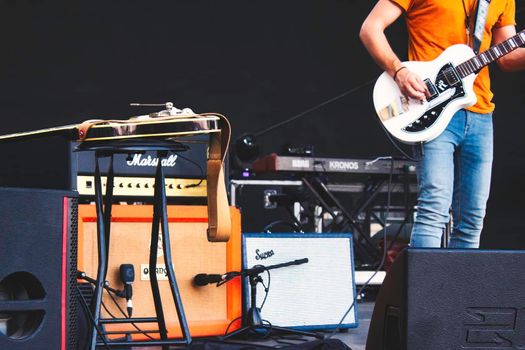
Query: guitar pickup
424 78 439 101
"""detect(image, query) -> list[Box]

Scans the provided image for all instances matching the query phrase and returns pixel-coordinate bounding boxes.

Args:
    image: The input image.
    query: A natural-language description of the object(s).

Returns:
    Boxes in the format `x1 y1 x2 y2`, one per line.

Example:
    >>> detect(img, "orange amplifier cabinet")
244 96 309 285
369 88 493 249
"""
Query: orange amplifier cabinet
77 204 242 339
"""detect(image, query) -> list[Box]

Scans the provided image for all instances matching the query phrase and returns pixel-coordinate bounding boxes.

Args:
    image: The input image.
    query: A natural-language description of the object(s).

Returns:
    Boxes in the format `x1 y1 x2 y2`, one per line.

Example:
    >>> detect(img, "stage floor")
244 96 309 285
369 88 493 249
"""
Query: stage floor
335 301 373 350
125 301 373 350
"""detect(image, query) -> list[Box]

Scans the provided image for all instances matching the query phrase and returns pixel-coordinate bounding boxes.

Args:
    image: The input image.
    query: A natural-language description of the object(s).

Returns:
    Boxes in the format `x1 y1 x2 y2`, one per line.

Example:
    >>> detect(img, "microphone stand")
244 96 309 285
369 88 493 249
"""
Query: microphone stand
221 259 324 341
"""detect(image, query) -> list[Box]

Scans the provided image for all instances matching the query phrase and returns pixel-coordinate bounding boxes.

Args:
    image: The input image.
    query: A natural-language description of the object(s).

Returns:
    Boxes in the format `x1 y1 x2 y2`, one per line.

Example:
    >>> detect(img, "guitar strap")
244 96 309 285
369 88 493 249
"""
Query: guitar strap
206 114 232 242
472 0 491 54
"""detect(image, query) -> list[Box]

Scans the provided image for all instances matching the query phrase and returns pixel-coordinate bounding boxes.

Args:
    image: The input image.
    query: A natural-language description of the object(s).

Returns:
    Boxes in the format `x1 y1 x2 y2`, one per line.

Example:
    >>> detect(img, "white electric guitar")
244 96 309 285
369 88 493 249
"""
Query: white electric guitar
373 29 525 144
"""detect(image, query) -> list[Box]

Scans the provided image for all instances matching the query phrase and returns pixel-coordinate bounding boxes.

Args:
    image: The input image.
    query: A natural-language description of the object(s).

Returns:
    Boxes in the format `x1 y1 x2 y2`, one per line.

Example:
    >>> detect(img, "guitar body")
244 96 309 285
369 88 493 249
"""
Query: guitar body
81 115 220 141
0 115 221 143
373 44 478 144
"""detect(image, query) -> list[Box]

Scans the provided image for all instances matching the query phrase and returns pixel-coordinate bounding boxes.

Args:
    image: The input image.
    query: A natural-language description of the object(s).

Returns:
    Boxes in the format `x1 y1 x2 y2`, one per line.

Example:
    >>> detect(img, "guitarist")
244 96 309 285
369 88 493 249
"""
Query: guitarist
360 0 525 248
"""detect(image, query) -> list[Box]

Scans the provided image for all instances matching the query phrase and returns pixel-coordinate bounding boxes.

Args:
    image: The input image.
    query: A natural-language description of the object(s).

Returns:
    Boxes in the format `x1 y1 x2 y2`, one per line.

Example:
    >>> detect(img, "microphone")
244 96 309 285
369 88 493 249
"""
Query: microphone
193 273 224 286
193 259 309 287
119 264 135 317
243 258 309 276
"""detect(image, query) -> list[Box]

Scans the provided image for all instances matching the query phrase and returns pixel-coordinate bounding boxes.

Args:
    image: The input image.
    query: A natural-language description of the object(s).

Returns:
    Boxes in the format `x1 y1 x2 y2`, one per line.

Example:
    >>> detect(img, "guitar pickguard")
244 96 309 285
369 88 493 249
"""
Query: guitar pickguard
402 63 465 133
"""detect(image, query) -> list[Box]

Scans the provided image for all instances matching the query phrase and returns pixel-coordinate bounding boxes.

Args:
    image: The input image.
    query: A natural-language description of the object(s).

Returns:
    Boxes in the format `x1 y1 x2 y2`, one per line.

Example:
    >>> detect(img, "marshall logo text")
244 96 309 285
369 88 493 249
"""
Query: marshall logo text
126 154 178 167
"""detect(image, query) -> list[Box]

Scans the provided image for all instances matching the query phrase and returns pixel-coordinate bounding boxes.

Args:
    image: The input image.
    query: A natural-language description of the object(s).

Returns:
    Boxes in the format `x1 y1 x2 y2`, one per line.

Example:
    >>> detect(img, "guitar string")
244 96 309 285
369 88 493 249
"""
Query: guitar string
457 31 525 76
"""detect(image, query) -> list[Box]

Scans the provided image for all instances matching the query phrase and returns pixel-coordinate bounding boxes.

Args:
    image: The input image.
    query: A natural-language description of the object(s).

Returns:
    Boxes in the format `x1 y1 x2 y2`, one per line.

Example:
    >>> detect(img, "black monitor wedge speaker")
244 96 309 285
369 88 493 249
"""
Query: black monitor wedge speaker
367 248 525 350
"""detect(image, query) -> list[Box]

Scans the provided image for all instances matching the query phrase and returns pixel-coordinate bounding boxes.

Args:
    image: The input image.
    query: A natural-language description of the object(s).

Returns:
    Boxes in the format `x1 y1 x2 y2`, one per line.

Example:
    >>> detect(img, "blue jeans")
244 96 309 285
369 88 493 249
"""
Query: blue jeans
410 109 493 248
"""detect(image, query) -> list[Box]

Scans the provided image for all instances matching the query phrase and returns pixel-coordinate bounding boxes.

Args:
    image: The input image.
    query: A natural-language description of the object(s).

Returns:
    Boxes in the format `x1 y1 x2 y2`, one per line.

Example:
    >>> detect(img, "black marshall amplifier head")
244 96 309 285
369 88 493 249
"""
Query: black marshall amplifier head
0 134 213 202
75 134 209 178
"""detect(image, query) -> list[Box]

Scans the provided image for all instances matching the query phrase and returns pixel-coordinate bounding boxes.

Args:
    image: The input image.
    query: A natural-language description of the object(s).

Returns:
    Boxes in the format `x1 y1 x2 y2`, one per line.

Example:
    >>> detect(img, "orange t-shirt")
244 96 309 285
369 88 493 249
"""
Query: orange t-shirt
390 0 516 113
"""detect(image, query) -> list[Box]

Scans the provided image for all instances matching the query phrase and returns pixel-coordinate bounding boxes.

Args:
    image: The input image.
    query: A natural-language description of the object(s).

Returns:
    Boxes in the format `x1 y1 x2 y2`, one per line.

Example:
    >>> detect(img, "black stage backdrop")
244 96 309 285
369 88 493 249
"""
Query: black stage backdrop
0 0 524 248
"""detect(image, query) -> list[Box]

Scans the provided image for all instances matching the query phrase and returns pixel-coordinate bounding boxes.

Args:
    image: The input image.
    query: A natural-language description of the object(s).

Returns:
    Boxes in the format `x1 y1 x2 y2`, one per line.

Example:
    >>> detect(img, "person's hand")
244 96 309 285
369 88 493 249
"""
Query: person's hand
394 67 429 101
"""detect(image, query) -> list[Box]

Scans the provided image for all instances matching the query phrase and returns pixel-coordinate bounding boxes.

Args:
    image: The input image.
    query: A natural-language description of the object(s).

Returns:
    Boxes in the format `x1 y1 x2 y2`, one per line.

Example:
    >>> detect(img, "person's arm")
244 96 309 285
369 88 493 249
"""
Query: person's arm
359 0 427 100
493 25 525 72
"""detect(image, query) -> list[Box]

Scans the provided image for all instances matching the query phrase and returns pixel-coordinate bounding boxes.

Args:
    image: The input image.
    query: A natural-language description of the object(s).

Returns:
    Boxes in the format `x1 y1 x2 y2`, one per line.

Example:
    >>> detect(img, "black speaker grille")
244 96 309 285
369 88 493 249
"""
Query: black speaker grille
68 197 78 350
0 188 80 350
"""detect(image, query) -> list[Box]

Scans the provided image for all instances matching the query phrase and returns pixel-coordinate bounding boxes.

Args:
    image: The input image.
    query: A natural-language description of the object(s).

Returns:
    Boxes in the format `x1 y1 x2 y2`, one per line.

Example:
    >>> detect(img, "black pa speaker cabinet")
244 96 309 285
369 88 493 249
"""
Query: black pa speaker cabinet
366 248 525 350
0 187 78 350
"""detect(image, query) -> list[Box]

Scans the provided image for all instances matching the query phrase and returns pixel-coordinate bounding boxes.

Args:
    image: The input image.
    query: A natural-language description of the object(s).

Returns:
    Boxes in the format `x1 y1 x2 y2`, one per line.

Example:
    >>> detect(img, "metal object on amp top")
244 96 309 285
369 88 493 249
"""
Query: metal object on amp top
130 102 195 118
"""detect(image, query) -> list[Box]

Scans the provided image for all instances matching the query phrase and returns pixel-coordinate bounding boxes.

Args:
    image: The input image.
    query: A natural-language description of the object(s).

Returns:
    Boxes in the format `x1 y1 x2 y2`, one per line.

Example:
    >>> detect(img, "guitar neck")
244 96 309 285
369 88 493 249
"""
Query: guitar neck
0 124 78 142
456 29 525 78
0 115 222 143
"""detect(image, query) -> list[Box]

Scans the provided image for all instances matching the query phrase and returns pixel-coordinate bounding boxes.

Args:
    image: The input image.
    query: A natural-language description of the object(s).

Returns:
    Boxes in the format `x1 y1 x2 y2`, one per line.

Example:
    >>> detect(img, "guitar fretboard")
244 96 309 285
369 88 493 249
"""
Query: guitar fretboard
456 29 525 78
0 124 77 142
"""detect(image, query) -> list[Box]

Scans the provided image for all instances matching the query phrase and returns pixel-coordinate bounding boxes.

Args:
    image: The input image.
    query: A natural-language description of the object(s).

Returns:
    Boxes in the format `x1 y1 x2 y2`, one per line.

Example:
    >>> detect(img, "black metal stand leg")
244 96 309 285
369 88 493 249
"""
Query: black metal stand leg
89 155 115 350
149 189 169 346
222 274 323 341
155 152 192 344
102 154 115 279
147 152 191 349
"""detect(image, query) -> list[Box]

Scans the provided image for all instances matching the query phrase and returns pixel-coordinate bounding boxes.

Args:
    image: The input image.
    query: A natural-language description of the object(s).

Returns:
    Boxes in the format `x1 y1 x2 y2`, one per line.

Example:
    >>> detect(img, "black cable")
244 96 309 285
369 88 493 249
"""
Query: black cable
385 208 415 253
257 319 275 341
175 153 205 188
377 117 421 162
76 285 112 350
101 300 118 319
105 288 156 340
262 220 302 233
259 319 314 347
79 272 156 341
326 158 395 339
271 334 308 346
254 80 375 138
258 269 271 311
105 288 129 318
223 315 243 336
